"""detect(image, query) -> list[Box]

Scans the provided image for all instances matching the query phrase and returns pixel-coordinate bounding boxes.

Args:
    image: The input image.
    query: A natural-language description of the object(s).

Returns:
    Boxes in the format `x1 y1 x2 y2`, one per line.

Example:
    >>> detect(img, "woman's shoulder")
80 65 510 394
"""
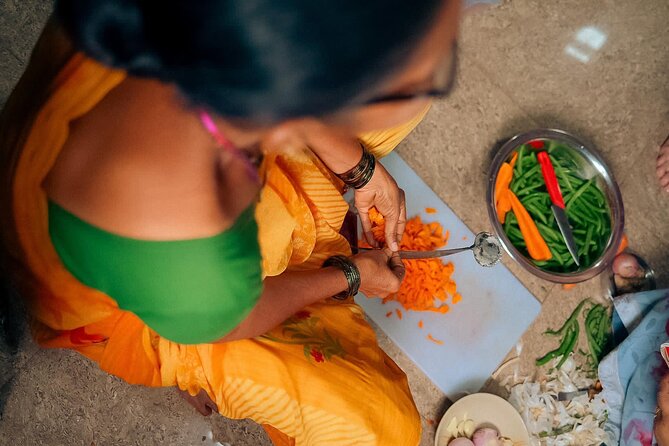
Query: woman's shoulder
44 78 235 240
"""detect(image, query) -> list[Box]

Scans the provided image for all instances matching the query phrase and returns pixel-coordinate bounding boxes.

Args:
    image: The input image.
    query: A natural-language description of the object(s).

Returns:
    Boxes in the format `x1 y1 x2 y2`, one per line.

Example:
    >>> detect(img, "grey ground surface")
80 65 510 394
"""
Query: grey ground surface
1 0 668 445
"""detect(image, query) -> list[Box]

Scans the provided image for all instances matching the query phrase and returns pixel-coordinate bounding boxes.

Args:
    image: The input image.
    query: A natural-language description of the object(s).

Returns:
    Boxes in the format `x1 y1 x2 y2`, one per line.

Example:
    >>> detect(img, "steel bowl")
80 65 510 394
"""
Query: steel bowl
486 129 624 283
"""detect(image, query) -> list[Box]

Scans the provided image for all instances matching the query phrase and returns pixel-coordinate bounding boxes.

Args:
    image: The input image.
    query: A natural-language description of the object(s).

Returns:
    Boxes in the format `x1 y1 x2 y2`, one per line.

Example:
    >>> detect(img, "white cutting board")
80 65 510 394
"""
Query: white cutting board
354 152 541 399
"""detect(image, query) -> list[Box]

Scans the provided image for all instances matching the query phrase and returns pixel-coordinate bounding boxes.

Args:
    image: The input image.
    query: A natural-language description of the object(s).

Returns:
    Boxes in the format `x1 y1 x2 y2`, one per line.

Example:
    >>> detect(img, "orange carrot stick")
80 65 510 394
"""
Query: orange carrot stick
427 334 444 345
507 191 552 261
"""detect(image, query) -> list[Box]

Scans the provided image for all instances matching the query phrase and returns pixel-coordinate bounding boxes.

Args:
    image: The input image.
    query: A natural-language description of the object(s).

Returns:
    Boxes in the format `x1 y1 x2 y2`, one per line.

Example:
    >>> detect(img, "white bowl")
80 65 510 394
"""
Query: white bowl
435 393 530 446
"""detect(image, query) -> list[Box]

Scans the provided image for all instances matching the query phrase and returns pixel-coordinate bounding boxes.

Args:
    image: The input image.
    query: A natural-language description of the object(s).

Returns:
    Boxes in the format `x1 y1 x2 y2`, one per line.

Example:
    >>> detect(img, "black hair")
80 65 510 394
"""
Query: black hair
56 0 442 121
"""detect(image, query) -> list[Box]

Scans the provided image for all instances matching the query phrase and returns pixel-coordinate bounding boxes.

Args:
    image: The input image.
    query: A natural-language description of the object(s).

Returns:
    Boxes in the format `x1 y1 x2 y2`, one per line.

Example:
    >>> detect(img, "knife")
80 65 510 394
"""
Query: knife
537 151 580 266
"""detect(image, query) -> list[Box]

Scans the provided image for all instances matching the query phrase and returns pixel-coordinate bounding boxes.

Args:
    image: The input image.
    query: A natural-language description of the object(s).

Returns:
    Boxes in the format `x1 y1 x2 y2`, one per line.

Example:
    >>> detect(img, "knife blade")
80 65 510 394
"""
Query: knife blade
537 151 580 266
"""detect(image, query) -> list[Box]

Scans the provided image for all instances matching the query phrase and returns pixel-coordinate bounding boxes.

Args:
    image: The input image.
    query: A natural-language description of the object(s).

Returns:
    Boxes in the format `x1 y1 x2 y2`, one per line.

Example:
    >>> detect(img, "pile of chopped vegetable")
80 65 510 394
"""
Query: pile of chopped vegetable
496 140 612 273
506 358 610 446
365 208 460 314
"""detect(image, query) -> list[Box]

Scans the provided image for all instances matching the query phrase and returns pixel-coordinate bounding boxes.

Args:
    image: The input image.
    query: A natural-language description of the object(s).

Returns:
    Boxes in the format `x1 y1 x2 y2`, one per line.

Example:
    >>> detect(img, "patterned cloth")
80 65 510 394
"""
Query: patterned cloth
6 52 431 446
599 289 669 446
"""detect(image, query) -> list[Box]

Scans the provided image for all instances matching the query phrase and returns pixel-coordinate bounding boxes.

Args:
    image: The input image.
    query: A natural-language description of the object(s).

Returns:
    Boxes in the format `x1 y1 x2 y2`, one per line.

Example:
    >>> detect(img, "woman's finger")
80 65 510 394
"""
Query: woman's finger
388 251 406 280
358 208 378 248
396 189 407 246
384 211 399 252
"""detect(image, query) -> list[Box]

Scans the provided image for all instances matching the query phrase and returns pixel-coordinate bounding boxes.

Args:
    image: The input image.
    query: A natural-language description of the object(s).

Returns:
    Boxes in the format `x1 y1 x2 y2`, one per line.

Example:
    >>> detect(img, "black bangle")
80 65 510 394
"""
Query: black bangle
323 255 361 300
336 144 376 189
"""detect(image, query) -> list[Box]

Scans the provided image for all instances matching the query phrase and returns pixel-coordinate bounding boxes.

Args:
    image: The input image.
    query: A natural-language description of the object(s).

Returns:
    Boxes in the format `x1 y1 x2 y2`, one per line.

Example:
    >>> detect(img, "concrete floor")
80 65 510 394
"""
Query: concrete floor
1 0 668 445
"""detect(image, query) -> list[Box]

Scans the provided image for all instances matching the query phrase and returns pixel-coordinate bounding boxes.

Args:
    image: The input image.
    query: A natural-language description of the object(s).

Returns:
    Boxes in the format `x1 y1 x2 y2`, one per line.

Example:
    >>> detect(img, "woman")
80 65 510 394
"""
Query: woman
0 0 461 444
600 254 669 446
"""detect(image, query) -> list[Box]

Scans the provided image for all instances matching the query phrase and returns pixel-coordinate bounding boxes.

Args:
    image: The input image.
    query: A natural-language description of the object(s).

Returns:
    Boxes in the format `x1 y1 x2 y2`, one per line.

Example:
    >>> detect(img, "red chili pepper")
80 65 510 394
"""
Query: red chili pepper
528 140 544 149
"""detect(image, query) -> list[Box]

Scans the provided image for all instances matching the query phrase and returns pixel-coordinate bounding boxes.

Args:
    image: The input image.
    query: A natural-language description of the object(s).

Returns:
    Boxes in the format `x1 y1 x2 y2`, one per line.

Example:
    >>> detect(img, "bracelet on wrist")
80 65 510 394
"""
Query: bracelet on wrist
322 255 361 300
336 143 376 189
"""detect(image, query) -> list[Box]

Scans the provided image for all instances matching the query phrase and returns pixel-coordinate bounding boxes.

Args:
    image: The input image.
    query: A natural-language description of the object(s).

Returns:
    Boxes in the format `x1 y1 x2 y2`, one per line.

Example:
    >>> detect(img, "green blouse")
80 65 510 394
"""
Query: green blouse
48 201 263 344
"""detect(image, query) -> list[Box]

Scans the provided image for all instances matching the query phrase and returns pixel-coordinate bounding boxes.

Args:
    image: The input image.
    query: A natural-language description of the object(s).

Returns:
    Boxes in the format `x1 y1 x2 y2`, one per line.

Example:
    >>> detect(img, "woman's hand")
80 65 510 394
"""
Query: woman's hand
355 162 407 252
352 248 405 298
270 120 407 251
655 373 669 446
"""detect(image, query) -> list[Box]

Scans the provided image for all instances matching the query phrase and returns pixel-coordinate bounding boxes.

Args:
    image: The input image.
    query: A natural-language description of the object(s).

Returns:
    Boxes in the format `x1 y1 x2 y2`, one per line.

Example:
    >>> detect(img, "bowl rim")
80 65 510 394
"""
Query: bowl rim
486 128 624 283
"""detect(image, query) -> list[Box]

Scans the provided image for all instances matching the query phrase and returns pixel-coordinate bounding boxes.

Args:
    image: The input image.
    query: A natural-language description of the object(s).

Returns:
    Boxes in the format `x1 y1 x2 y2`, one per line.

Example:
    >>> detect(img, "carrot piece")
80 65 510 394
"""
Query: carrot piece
496 189 512 223
427 334 444 345
509 152 519 168
562 284 576 291
418 320 424 329
452 293 462 304
396 309 403 320
507 191 552 261
425 207 437 214
494 163 514 205
385 311 393 318
616 234 629 255
495 162 515 222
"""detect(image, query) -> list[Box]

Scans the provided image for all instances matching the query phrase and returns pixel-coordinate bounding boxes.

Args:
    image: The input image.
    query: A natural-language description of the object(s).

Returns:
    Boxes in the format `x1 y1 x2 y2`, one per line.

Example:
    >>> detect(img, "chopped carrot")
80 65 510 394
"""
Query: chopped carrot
616 234 629 255
562 284 576 291
462 236 467 241
363 208 460 313
418 320 424 329
385 311 393 318
425 207 437 214
427 334 444 345
452 293 462 304
396 309 403 320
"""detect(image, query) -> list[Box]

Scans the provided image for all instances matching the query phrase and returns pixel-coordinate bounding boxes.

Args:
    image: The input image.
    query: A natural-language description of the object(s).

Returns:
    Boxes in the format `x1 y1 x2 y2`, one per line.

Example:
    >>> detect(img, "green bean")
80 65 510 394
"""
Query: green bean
536 349 561 366
515 164 542 187
570 206 600 227
526 204 549 225
521 194 549 208
515 146 525 175
573 199 599 220
566 179 593 209
548 244 564 265
584 226 593 255
556 324 579 369
516 182 546 196
545 299 588 336
507 226 524 241
537 222 561 242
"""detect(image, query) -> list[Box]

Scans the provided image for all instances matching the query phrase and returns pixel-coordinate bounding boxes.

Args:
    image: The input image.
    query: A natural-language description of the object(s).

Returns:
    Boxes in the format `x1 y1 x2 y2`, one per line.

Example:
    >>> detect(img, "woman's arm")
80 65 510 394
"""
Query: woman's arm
217 267 348 342
218 249 403 342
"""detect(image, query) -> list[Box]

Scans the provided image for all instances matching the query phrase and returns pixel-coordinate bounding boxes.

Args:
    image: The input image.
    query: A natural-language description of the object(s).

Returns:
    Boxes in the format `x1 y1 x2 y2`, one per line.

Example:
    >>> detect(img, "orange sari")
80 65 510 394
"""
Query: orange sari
3 36 429 445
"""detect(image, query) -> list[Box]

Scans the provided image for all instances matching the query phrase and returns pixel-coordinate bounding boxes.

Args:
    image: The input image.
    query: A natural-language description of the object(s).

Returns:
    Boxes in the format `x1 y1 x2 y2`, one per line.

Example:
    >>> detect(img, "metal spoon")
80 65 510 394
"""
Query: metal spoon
359 232 503 267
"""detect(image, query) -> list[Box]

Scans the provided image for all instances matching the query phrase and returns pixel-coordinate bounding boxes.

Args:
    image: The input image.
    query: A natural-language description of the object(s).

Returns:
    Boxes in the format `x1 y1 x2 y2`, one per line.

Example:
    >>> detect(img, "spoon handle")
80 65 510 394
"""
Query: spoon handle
398 246 473 259
357 245 474 259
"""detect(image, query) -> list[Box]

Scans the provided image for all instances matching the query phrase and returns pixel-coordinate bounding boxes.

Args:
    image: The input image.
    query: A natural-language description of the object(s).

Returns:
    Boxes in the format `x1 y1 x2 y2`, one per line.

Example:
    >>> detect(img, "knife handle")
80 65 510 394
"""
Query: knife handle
538 152 565 209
